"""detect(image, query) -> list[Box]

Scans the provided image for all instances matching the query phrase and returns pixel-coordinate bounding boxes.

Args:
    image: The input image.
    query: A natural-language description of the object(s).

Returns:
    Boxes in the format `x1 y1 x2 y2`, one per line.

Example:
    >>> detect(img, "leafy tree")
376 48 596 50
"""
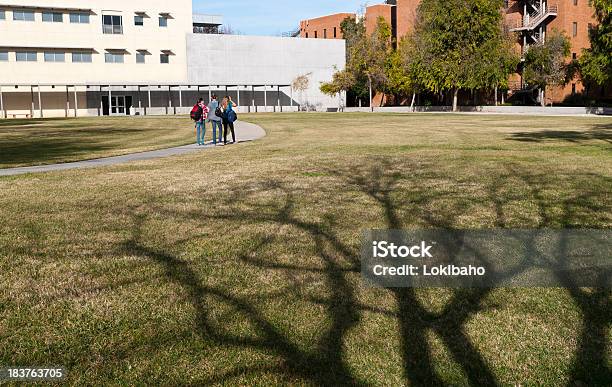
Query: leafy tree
320 68 356 110
346 17 392 110
409 0 517 111
523 30 571 106
579 0 612 86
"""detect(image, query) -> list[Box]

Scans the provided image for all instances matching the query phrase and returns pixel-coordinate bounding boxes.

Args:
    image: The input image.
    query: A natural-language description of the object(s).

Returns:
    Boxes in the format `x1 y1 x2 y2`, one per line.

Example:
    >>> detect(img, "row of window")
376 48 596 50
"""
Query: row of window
0 51 170 64
0 9 169 35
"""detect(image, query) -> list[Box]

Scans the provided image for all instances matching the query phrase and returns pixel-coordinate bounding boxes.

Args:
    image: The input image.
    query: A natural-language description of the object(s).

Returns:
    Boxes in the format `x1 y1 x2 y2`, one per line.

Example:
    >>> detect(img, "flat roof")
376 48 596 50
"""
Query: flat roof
0 4 92 12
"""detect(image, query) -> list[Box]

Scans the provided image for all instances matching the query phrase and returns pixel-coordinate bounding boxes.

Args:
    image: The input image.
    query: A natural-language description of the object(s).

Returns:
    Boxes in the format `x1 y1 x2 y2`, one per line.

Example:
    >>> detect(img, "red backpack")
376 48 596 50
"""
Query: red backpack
190 104 202 121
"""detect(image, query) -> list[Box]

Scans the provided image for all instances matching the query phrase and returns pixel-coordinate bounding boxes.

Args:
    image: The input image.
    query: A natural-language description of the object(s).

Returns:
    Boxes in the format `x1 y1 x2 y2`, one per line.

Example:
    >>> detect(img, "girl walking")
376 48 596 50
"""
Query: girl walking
222 96 238 145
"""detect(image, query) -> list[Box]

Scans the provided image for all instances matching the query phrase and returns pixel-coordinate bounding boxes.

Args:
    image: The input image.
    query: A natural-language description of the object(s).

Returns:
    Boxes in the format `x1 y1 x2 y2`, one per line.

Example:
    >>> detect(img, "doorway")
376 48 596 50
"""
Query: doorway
101 95 133 116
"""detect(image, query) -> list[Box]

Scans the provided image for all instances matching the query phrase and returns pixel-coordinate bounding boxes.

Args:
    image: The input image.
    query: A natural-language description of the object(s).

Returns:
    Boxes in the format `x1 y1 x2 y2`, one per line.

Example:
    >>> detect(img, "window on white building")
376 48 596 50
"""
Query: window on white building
44 52 65 62
135 15 144 26
0 51 8 61
42 12 63 23
105 52 124 63
160 53 169 64
159 16 168 27
0 10 5 20
13 10 35 21
136 52 146 63
72 52 92 63
70 13 89 24
103 15 123 34
16 51 37 62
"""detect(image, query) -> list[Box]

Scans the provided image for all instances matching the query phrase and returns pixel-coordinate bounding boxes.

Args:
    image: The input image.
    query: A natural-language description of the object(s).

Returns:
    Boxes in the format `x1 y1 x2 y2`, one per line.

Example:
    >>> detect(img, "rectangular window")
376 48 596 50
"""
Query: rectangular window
136 52 146 63
323 29 327 39
135 15 144 26
16 51 37 62
13 10 35 21
160 54 169 64
72 52 92 63
105 53 124 63
572 52 577 59
573 0 578 5
70 13 89 23
42 12 63 23
44 52 65 62
0 10 5 20
334 27 337 38
159 16 168 27
0 51 8 61
573 22 578 37
103 15 123 34
314 30 318 38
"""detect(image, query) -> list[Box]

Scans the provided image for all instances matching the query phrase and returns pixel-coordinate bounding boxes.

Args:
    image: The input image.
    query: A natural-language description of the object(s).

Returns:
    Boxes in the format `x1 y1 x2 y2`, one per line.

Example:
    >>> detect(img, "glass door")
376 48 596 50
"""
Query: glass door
111 96 126 115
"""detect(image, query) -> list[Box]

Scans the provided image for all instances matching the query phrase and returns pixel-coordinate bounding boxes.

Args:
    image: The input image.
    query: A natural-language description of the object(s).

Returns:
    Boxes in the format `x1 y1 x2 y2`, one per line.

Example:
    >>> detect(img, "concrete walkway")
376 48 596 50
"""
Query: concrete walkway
0 121 266 177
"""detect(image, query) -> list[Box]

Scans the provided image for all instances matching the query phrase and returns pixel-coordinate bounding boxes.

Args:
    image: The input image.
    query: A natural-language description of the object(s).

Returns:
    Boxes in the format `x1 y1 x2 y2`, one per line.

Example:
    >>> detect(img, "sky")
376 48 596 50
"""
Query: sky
192 0 368 36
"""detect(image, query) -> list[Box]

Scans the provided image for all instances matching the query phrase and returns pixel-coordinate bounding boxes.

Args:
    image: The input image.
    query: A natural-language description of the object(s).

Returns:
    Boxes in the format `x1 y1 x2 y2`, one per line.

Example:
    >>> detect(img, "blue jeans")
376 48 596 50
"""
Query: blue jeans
196 120 206 144
210 120 223 144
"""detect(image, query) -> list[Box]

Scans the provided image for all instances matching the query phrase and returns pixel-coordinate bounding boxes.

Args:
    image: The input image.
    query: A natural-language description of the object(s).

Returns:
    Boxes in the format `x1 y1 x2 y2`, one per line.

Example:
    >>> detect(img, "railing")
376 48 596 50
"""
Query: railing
510 5 558 31
102 25 123 34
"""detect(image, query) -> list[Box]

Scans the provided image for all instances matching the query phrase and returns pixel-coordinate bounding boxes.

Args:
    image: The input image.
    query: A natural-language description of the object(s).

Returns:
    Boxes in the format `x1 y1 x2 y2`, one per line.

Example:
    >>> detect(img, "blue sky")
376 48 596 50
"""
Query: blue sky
192 0 367 36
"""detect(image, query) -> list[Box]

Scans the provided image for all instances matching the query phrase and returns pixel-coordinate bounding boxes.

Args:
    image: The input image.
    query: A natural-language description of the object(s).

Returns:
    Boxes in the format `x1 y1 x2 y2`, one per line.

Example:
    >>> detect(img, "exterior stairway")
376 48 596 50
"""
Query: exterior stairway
510 4 558 32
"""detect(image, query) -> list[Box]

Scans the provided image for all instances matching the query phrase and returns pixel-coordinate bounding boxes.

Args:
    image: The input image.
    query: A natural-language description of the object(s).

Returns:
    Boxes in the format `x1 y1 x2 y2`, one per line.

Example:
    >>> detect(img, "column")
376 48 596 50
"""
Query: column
74 86 78 117
252 85 255 113
237 86 240 108
30 86 34 118
208 85 212 101
264 85 267 112
277 85 281 113
168 85 171 115
0 85 4 119
137 85 142 112
148 86 152 115
179 85 183 108
99 86 103 116
38 85 43 118
108 86 112 116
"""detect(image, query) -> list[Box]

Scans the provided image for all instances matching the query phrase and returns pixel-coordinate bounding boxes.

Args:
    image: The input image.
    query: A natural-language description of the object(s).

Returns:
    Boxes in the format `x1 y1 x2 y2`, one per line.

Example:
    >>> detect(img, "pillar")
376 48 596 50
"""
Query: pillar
148 86 152 115
74 86 78 117
264 85 267 112
252 85 255 113
168 85 172 115
277 85 281 113
0 85 4 119
38 85 43 118
30 86 34 118
208 85 212 101
99 86 103 116
237 86 240 108
179 85 183 108
108 86 112 116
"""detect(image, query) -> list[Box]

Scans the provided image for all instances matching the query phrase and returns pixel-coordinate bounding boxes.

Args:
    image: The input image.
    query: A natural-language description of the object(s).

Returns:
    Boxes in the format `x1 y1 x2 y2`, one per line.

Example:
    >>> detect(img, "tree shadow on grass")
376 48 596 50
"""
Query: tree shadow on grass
507 122 612 144
0 128 156 167
116 159 609 385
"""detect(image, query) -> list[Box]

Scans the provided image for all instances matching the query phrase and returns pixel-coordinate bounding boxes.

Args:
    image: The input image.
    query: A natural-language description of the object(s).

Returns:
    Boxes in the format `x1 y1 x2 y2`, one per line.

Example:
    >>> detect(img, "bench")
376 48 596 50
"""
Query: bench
10 113 32 119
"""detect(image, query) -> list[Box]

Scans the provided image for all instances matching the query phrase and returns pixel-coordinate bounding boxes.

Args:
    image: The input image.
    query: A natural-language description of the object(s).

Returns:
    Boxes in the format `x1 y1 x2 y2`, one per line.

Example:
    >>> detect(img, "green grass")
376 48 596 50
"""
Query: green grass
0 116 201 168
0 113 610 385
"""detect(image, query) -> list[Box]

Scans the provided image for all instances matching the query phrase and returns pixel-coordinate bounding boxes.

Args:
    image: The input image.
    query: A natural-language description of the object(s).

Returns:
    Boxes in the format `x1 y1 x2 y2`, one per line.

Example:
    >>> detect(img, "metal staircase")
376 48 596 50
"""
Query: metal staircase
509 1 558 55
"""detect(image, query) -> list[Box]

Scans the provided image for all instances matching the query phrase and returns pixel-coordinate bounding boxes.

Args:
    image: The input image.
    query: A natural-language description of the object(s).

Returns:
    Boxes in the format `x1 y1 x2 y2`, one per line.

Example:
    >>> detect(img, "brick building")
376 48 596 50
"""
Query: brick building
301 0 599 104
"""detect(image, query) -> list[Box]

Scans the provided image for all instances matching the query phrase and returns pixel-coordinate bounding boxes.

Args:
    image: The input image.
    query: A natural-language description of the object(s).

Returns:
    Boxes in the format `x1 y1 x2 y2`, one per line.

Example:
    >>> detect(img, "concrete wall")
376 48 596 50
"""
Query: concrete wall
0 0 192 84
187 34 346 110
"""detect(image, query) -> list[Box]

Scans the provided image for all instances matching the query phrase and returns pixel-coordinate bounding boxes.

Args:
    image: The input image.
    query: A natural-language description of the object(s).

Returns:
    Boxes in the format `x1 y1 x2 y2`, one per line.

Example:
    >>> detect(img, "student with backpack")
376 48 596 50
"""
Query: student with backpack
190 98 209 145
207 95 223 145
221 95 238 145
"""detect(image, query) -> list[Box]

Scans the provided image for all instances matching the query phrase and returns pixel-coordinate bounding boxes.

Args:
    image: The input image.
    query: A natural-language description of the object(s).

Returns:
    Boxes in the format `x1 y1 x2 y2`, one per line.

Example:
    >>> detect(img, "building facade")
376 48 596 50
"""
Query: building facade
0 1 345 118
301 0 598 104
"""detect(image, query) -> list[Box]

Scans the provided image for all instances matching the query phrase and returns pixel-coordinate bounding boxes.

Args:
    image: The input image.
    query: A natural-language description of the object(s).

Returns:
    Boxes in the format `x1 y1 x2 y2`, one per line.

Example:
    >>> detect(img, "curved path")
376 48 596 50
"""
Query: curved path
0 121 265 177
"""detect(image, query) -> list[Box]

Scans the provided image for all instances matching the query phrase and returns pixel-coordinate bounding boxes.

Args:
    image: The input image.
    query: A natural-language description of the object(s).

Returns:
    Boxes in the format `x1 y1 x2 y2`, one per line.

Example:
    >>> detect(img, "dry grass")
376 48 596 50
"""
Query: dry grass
0 113 610 385
0 116 200 168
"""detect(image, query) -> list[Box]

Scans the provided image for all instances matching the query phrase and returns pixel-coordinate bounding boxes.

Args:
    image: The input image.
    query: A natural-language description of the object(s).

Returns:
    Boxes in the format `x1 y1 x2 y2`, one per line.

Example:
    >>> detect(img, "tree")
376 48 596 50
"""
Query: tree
292 73 312 111
346 17 392 110
409 0 517 111
320 68 356 111
579 0 612 86
523 30 571 106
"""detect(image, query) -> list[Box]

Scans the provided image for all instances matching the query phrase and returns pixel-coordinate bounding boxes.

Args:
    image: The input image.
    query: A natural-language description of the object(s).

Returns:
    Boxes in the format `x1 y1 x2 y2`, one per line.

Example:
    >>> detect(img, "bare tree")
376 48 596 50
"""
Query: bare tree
292 73 312 111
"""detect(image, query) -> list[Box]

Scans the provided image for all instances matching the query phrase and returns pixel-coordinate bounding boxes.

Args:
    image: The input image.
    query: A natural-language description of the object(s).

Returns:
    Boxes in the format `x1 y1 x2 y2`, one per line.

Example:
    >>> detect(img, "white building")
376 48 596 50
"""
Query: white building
0 1 345 118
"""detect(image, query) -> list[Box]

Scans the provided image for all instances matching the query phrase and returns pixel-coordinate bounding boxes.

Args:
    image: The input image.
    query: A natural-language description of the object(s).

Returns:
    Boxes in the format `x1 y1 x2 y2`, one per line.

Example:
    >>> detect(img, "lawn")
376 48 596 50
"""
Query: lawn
0 113 610 385
0 116 199 168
